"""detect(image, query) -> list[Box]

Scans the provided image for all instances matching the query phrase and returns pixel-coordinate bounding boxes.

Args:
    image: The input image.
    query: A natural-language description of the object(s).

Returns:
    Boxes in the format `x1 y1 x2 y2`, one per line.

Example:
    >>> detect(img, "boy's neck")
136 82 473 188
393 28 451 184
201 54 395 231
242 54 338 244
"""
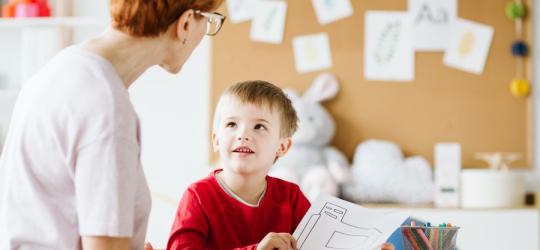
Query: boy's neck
217 170 268 205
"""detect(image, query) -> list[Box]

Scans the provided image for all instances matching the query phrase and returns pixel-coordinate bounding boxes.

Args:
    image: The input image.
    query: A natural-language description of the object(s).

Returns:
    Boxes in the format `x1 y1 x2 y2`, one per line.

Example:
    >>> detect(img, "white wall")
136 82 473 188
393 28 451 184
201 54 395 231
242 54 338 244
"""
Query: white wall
129 38 212 247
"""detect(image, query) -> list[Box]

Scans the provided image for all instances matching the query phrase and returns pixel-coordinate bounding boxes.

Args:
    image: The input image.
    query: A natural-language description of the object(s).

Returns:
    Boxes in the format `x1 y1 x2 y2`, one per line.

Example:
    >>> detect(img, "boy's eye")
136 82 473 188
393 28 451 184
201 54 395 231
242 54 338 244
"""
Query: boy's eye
226 122 236 128
254 124 266 130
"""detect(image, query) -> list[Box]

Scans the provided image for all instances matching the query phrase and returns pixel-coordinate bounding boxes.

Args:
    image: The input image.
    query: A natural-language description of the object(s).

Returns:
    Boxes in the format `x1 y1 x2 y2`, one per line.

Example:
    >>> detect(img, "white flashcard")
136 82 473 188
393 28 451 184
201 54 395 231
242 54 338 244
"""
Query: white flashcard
293 33 333 73
226 0 258 23
364 11 415 82
312 0 353 25
250 0 287 44
443 18 494 75
409 0 457 51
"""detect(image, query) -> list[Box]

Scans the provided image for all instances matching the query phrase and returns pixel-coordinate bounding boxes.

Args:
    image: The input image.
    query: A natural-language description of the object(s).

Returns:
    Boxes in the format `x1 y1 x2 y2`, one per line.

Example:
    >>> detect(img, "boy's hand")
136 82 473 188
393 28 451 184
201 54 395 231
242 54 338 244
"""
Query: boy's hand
381 242 395 250
257 232 297 250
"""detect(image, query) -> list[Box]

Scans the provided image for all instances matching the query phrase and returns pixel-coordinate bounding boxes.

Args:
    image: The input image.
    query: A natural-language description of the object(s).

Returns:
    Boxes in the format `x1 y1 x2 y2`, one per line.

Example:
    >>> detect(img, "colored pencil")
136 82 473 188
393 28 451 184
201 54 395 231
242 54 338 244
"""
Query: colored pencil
416 228 433 250
403 228 421 250
431 228 438 250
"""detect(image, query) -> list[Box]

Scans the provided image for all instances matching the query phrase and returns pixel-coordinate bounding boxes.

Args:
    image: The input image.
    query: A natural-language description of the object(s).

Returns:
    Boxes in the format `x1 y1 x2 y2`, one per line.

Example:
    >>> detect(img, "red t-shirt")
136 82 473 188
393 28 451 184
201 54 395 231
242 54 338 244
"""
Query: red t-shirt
167 170 311 250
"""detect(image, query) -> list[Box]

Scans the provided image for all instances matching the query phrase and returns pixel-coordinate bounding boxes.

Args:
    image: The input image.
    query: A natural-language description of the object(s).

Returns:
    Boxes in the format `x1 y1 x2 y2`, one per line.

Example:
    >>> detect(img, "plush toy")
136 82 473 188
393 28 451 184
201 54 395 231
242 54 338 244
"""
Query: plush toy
270 72 350 201
343 140 435 204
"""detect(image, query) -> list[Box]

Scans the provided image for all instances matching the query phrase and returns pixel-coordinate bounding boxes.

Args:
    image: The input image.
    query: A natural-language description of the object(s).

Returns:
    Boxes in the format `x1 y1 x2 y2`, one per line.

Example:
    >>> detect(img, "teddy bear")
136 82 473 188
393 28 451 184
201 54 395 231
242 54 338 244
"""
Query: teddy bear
343 140 435 204
269 72 350 201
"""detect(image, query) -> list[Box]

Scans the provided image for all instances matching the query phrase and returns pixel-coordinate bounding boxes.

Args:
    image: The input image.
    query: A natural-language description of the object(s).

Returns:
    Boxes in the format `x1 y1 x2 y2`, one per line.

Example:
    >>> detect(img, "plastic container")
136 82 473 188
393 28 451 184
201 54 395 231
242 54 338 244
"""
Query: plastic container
401 226 459 250
461 169 525 208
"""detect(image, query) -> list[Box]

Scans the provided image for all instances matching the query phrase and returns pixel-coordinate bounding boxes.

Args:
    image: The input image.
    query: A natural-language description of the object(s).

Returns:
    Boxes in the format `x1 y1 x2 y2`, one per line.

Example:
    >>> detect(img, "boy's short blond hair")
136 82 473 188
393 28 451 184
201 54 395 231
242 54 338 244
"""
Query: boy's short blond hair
213 80 298 138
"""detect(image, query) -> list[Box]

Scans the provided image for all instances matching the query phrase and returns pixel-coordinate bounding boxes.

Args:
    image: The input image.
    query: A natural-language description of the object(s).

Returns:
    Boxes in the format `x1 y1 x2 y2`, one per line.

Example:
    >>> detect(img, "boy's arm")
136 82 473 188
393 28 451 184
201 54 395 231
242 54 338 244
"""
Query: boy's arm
167 189 209 250
292 184 312 230
168 230 206 250
232 244 258 250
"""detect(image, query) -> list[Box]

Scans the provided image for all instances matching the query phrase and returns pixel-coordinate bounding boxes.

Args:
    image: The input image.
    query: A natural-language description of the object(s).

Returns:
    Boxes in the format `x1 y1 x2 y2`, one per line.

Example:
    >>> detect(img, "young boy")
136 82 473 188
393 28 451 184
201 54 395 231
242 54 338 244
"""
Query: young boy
167 80 394 250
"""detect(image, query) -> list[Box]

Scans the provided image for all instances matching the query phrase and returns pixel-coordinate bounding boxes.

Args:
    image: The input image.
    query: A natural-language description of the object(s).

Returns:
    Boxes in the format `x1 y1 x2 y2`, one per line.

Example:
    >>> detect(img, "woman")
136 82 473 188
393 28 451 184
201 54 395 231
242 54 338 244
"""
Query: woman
0 0 223 249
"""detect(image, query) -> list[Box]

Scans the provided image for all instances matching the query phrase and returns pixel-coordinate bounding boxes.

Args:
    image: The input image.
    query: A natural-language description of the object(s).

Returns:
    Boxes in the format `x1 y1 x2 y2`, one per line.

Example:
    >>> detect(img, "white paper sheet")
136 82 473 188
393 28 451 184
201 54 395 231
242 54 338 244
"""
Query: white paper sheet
250 0 287 44
409 0 457 51
364 11 414 82
294 194 408 250
226 0 258 23
443 18 494 75
312 0 353 25
293 33 333 73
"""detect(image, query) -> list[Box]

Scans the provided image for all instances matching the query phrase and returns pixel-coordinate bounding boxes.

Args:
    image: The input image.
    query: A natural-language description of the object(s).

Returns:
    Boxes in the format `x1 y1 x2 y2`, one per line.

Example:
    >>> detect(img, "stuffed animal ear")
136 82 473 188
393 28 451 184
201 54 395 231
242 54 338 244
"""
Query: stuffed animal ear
304 72 339 103
283 88 301 101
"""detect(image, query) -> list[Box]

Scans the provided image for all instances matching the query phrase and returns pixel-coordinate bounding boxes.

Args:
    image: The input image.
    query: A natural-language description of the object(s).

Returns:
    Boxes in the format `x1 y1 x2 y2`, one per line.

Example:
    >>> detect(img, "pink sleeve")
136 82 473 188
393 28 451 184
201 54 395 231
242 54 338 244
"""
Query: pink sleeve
167 189 209 250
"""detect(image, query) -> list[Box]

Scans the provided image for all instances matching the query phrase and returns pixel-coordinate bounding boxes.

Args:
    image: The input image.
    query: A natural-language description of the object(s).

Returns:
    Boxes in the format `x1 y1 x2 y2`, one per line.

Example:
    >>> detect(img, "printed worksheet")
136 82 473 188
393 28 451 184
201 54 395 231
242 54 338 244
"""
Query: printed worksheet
293 194 408 250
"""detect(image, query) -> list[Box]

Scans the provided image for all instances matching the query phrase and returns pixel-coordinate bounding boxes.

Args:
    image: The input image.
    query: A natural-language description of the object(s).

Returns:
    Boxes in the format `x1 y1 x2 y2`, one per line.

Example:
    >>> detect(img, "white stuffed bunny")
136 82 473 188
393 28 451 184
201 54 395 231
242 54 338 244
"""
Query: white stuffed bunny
270 72 350 201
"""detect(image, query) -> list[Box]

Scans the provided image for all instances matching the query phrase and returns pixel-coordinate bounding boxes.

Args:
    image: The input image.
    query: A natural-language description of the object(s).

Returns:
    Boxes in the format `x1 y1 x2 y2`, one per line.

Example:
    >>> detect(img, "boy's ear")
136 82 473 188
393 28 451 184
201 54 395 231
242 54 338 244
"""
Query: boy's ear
212 133 219 152
174 9 194 42
276 137 293 157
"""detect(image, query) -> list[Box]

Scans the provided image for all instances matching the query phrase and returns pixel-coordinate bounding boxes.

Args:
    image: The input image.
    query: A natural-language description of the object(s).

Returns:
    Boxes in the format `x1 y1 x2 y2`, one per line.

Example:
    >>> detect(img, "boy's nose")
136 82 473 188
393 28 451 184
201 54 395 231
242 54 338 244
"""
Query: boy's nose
237 136 249 141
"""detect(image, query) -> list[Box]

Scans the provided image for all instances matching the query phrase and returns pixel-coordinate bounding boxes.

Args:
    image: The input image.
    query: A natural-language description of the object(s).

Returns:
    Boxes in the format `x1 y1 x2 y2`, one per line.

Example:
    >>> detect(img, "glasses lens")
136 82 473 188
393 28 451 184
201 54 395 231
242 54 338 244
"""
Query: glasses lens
207 17 221 35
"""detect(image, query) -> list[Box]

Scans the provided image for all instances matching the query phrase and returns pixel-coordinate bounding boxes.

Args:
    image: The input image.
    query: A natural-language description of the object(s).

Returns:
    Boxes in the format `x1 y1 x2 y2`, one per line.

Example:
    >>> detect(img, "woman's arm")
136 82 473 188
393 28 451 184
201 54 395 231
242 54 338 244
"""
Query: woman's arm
82 236 131 250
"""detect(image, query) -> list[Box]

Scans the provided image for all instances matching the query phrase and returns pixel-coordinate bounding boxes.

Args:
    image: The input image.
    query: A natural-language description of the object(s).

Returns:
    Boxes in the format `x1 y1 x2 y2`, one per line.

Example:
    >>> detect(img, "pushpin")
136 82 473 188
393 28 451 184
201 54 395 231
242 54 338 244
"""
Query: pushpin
511 40 528 57
510 78 530 98
506 1 526 21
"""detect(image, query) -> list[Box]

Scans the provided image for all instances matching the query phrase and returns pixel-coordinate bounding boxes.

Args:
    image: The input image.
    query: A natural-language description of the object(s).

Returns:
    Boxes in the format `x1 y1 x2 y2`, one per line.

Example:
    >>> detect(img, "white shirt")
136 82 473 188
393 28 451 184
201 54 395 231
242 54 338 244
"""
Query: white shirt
0 46 151 250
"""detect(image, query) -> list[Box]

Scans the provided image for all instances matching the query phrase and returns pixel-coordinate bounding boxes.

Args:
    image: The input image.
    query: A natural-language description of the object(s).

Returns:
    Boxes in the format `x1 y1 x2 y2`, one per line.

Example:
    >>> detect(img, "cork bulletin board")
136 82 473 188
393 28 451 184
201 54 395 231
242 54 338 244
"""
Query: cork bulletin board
210 0 533 168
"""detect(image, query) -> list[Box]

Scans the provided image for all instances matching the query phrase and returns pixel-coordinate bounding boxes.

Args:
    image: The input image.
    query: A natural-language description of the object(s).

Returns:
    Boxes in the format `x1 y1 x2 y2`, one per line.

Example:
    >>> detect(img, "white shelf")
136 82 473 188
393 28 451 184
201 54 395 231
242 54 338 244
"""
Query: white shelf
0 17 106 28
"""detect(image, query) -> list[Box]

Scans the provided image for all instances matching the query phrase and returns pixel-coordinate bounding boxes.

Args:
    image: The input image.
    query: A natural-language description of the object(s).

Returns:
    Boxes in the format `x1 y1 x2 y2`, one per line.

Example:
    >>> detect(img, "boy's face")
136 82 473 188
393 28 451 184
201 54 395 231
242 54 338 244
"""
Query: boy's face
212 96 292 177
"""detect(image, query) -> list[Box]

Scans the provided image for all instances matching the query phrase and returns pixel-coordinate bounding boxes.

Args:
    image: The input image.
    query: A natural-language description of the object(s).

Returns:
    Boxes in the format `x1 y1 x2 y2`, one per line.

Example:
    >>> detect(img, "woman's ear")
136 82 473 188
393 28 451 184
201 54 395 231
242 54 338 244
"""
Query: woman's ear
276 137 293 157
212 133 219 152
175 9 195 42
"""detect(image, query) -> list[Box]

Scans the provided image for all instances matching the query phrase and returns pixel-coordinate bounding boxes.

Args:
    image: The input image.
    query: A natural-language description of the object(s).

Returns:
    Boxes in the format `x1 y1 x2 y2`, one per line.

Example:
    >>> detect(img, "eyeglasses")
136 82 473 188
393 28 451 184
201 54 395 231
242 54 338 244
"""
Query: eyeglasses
195 10 226 36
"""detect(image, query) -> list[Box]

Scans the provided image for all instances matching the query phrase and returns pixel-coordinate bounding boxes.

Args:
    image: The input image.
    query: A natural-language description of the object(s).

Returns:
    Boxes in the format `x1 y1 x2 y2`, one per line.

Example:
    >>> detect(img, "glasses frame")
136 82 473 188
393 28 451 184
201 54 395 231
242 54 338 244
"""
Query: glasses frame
194 10 226 36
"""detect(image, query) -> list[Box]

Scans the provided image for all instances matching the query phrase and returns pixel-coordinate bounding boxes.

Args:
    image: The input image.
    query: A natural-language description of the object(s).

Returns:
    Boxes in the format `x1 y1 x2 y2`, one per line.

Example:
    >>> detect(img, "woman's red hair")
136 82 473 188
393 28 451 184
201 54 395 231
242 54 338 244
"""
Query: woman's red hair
110 0 223 37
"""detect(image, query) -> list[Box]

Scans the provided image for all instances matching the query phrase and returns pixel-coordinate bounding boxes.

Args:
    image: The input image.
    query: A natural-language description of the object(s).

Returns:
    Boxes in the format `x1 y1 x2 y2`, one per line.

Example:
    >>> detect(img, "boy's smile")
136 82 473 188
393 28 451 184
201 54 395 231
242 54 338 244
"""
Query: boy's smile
232 146 255 156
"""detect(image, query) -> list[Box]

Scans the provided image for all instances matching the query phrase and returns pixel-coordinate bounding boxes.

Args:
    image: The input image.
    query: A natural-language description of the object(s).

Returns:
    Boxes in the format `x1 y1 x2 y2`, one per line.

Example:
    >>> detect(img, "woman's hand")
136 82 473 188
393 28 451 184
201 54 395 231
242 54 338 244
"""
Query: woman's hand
381 242 395 250
81 236 130 250
144 242 154 250
256 232 297 250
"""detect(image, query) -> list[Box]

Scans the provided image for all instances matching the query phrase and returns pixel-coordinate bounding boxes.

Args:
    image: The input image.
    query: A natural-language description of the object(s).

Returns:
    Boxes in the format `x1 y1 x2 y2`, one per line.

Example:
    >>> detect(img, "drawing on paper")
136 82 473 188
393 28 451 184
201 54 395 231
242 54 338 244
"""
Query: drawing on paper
458 32 475 57
292 33 332 73
250 1 287 44
414 3 449 24
296 202 383 249
443 18 494 75
374 21 401 65
408 0 456 51
364 11 414 81
293 195 408 250
311 0 353 25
